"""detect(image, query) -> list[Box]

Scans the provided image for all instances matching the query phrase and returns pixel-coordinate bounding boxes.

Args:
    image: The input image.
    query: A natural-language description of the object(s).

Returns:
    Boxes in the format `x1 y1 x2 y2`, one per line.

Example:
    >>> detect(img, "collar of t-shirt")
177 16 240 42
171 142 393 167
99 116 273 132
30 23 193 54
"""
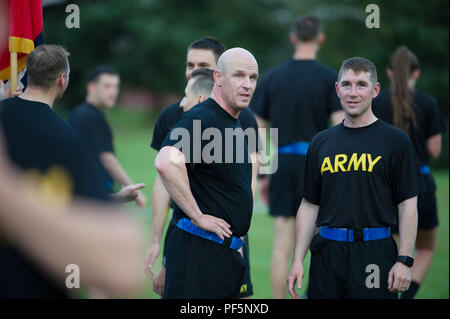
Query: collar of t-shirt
15 96 52 110
340 119 381 131
206 98 240 123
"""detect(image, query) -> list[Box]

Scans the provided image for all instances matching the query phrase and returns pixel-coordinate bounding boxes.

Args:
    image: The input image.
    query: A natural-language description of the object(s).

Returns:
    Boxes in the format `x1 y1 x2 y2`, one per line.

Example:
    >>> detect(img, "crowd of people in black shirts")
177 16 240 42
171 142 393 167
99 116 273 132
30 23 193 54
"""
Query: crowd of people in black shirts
0 13 446 299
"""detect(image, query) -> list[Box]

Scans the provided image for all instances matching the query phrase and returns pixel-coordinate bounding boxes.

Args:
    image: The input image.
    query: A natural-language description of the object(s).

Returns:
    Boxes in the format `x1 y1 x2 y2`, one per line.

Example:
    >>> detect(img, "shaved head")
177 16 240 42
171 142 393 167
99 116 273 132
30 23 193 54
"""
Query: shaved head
216 48 258 74
211 47 259 116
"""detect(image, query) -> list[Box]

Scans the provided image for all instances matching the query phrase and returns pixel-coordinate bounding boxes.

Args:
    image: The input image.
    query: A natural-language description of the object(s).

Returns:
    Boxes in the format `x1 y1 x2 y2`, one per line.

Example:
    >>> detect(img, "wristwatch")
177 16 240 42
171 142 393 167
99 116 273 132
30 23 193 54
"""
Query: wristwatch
397 255 414 267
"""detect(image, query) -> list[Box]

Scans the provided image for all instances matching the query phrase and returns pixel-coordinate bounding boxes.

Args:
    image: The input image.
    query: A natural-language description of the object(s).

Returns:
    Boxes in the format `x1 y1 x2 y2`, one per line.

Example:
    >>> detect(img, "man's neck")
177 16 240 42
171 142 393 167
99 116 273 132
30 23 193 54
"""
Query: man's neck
19 87 56 108
86 96 104 111
210 86 240 119
343 108 378 128
292 43 319 60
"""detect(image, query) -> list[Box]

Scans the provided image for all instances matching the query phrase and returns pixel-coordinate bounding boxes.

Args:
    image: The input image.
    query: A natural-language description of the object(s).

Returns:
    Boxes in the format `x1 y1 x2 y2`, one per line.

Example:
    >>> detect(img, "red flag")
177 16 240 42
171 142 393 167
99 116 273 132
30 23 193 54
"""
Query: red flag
0 0 43 82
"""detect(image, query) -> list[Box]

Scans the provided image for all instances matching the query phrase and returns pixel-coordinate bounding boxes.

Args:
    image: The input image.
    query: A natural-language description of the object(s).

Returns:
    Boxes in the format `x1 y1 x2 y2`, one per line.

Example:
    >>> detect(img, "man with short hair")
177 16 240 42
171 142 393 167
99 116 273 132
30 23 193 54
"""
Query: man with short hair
0 44 115 298
179 68 215 112
250 15 344 298
68 65 147 207
145 38 257 298
155 48 258 298
287 57 423 299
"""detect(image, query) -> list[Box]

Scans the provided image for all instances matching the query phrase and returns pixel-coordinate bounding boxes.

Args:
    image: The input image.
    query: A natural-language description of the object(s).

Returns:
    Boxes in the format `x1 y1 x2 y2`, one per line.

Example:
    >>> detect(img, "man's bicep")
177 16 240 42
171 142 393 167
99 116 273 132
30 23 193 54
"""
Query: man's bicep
300 198 320 213
99 151 115 163
160 115 201 167
155 146 187 173
397 196 418 213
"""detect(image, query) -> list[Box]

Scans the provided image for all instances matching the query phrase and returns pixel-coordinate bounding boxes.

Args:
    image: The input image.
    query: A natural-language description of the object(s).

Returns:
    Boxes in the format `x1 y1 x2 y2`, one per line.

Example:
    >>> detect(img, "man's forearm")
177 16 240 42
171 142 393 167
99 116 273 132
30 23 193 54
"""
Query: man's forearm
155 147 203 222
397 196 418 257
292 199 320 263
255 116 269 164
100 152 134 186
150 174 171 244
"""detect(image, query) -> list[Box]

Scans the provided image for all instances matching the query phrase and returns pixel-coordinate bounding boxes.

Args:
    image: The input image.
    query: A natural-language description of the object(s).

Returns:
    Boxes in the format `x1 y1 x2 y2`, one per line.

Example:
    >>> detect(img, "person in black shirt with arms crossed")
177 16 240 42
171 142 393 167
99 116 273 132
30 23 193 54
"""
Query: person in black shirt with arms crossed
155 48 258 298
288 57 424 299
373 46 447 299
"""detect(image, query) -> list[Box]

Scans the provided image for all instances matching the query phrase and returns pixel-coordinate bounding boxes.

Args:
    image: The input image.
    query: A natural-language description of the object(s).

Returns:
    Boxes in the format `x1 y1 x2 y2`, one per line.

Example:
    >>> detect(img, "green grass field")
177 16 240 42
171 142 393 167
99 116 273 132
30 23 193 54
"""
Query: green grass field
101 106 448 299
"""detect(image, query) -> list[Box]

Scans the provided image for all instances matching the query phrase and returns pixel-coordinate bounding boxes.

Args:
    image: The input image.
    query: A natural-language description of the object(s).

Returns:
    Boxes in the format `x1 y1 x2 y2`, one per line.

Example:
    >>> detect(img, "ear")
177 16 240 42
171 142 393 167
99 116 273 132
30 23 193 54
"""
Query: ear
198 94 206 104
213 69 222 86
335 82 340 98
87 81 92 92
289 32 297 45
58 73 66 87
372 82 381 98
386 68 393 80
317 33 325 44
412 69 420 81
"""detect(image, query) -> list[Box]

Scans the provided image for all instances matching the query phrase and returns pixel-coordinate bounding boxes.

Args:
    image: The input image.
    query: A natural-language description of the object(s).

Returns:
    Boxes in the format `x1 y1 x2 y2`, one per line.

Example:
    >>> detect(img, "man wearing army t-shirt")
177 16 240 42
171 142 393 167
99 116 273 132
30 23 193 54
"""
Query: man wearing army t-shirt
250 15 343 298
288 57 424 299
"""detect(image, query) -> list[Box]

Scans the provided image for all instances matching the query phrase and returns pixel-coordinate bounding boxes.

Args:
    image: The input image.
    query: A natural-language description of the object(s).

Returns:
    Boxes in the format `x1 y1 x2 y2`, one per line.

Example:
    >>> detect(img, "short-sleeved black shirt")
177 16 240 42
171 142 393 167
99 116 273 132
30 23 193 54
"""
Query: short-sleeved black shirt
151 101 184 151
372 89 447 166
299 119 424 229
161 98 253 237
250 59 342 145
151 101 260 153
68 102 115 187
0 97 111 298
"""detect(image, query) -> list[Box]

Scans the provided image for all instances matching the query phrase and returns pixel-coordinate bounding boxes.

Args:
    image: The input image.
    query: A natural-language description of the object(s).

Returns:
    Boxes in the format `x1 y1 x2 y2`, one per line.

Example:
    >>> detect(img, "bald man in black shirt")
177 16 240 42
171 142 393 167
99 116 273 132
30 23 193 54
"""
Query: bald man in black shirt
156 48 259 298
146 38 258 298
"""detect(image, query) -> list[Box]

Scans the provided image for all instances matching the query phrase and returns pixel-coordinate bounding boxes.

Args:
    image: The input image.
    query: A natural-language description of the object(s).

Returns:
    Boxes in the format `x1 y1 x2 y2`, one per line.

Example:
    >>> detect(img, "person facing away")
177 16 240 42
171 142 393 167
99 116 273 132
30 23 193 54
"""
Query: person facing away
372 46 447 299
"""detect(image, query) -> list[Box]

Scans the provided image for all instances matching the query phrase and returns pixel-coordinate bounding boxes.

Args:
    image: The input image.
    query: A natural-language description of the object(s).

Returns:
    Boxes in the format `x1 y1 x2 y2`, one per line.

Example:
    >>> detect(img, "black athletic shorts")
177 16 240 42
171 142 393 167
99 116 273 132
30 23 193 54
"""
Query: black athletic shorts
392 174 438 234
164 227 245 299
269 154 305 217
239 234 253 298
162 216 253 298
308 233 398 299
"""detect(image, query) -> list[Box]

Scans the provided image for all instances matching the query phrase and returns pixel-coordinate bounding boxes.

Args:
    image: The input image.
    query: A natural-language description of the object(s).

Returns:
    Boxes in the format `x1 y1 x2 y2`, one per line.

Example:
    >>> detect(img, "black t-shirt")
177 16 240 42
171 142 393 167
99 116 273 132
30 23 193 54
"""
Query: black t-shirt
68 102 115 187
151 101 260 153
151 101 184 151
250 59 342 146
299 119 424 229
161 98 253 237
372 89 447 166
0 97 110 298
